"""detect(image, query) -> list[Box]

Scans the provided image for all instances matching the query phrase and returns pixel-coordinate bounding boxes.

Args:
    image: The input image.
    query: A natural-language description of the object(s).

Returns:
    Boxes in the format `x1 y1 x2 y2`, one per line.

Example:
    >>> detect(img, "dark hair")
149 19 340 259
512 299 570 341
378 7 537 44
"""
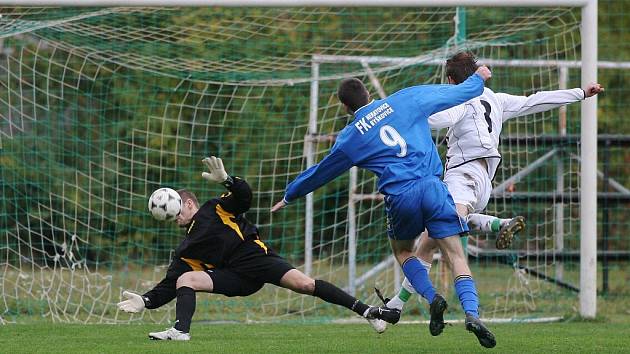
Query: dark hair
337 78 369 113
177 189 199 208
446 52 479 84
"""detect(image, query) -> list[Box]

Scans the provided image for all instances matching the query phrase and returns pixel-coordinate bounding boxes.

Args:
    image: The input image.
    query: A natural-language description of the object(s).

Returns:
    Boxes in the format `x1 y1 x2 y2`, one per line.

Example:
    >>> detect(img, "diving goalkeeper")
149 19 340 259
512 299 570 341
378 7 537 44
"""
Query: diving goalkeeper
117 156 398 341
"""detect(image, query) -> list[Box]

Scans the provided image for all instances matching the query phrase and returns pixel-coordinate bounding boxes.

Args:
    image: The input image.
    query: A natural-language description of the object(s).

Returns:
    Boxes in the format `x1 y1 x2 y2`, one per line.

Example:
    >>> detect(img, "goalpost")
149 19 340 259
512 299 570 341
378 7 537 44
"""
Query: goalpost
0 1 601 324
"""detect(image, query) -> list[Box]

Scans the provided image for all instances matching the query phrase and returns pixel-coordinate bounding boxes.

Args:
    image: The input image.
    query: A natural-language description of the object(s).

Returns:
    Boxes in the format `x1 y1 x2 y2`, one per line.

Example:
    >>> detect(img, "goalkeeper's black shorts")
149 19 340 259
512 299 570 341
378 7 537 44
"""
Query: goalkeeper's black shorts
204 240 295 297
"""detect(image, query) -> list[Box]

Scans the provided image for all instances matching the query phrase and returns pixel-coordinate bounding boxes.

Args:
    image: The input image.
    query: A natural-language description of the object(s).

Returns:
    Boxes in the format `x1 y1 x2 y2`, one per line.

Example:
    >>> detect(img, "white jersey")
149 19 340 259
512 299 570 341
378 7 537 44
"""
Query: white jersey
428 87 585 180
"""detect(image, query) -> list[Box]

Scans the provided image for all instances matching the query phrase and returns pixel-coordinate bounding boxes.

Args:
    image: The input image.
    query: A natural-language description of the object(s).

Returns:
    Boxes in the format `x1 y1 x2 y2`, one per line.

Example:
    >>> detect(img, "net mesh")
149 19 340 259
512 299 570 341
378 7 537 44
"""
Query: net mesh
0 5 626 325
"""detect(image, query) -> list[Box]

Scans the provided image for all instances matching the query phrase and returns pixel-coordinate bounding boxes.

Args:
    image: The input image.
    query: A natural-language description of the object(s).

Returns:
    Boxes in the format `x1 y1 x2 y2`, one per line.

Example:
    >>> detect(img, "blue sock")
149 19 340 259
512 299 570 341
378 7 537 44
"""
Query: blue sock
454 275 479 318
402 257 436 303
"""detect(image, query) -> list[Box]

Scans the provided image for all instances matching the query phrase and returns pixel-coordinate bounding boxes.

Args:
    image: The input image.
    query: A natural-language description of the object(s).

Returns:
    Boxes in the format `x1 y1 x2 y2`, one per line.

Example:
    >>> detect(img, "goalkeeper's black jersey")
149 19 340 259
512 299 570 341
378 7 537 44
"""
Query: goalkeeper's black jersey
143 176 276 309
174 177 261 269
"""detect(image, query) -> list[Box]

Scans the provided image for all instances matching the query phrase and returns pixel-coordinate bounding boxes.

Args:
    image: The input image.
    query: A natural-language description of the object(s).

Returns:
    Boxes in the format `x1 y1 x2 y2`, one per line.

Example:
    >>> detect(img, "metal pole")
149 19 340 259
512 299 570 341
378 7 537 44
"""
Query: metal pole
579 0 598 319
314 55 630 69
601 139 610 294
455 7 467 47
305 60 319 276
555 66 568 281
348 167 358 296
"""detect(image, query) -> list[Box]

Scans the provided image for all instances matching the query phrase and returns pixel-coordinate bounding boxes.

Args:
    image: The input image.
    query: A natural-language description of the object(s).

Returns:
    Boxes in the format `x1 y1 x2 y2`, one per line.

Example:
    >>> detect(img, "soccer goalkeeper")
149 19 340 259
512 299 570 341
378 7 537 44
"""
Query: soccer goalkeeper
118 156 398 341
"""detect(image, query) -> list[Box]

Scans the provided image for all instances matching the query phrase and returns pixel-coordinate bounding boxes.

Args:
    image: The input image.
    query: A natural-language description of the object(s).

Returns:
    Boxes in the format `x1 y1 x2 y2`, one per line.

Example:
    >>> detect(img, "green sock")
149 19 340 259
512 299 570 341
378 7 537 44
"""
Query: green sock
399 287 411 302
490 218 501 232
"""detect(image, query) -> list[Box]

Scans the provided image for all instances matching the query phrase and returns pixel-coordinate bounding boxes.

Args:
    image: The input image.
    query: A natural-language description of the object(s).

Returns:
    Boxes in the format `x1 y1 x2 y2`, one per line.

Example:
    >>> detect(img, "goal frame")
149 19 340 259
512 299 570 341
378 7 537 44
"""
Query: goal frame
5 0 598 319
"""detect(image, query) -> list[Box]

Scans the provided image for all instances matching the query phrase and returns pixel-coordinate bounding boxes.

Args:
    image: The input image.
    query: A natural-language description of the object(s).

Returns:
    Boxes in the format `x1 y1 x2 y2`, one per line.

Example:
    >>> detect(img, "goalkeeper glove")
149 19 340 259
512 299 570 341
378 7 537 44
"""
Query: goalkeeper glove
117 291 145 313
202 156 233 186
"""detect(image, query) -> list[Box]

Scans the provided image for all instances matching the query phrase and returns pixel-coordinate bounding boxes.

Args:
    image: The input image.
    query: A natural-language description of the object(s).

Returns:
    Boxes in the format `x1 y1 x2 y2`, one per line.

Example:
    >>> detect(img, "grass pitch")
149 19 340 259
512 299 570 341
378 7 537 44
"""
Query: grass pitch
1 321 628 353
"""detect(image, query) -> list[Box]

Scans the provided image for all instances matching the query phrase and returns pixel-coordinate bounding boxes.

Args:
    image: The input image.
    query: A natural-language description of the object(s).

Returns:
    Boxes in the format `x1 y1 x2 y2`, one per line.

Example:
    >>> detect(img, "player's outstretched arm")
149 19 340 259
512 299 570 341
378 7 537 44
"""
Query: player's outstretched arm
499 83 604 122
129 257 192 311
271 147 353 212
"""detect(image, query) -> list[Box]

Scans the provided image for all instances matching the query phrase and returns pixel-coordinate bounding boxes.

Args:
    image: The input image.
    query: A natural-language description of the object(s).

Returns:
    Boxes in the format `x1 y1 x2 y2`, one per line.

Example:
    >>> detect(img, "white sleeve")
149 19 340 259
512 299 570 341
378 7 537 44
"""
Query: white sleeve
498 88 585 122
427 104 467 129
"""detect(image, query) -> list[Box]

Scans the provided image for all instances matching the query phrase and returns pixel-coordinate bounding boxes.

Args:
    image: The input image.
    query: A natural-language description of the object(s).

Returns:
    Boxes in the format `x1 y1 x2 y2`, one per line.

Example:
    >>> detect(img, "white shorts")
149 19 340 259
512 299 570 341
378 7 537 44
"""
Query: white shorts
443 160 492 213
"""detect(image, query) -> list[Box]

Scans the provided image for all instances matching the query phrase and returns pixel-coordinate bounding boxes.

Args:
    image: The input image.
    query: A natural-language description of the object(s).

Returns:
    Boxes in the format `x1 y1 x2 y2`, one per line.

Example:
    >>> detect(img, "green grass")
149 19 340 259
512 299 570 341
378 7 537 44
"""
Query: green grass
1 322 629 353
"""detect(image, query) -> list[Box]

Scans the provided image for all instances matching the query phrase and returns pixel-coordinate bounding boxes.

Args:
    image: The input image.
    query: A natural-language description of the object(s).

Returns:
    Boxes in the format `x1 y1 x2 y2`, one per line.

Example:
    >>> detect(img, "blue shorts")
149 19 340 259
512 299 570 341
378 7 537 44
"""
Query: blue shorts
385 177 469 240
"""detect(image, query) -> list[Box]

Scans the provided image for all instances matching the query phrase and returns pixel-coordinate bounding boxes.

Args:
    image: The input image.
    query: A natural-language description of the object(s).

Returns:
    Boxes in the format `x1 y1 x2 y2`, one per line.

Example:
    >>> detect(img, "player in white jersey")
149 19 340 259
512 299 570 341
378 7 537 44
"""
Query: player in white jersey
370 52 603 334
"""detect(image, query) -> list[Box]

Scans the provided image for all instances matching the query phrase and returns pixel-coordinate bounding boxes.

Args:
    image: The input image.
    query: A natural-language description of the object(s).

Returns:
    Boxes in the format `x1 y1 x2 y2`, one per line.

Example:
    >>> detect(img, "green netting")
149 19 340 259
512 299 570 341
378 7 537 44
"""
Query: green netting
0 4 628 325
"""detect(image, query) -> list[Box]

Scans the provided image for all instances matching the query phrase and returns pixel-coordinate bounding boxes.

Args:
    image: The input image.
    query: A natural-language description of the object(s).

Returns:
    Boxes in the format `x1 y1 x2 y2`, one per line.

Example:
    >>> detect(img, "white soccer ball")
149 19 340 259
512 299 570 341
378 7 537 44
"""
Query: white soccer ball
148 188 182 221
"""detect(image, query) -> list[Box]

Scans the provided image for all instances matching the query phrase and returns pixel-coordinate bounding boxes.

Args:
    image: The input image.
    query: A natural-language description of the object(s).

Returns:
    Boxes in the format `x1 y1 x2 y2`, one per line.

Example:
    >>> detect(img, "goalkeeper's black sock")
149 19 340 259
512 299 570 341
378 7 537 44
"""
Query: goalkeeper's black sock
174 286 196 333
313 279 369 316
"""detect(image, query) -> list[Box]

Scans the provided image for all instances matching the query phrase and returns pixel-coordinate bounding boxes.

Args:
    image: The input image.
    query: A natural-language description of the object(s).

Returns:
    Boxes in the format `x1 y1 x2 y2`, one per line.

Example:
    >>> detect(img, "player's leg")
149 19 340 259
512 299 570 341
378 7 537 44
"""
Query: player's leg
433 235 494 348
390 237 449 336
278 268 400 325
453 162 525 249
434 235 495 348
384 232 433 311
434 236 475 313
173 271 213 333
234 243 375 319
467 213 526 249
148 270 213 340
433 234 495 348
467 213 509 233
385 188 439 306
369 234 435 334
389 238 437 304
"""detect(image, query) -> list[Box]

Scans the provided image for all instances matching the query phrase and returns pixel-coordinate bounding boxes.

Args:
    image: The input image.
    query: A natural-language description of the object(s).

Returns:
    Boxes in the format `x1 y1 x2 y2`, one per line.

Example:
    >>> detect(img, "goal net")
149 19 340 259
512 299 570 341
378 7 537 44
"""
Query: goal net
0 5 596 324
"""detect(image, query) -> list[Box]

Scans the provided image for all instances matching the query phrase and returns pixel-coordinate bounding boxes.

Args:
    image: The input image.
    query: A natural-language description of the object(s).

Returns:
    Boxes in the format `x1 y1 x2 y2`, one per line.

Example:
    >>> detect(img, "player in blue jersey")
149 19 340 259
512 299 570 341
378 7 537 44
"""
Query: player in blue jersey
272 66 496 348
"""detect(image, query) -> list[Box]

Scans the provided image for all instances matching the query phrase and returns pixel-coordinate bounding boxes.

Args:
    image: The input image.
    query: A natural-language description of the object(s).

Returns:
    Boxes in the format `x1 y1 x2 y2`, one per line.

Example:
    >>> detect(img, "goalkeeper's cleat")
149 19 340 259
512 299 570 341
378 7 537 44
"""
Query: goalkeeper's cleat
465 314 496 348
496 216 525 249
148 327 190 341
366 306 401 325
429 294 448 336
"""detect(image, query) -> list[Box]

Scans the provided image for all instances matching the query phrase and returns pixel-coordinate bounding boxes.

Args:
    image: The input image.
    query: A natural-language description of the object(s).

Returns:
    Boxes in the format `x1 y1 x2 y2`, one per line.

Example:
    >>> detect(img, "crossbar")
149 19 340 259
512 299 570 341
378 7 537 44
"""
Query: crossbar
314 55 630 70
0 1 590 7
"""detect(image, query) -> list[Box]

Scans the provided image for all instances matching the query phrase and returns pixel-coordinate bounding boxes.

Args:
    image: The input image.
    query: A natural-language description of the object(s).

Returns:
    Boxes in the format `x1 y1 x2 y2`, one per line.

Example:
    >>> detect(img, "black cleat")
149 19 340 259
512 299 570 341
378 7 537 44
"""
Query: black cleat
465 314 496 348
496 216 525 249
366 306 401 325
429 294 448 336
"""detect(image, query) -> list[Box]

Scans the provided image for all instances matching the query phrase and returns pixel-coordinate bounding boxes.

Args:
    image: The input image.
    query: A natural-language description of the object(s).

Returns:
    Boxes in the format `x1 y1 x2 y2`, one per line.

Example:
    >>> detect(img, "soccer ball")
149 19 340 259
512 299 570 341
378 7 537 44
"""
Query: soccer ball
148 188 182 221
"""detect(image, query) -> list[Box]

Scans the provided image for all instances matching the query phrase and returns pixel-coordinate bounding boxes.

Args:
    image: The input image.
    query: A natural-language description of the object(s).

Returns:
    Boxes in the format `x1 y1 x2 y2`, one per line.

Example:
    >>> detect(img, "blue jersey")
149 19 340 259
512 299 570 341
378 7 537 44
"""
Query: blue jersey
284 73 485 202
